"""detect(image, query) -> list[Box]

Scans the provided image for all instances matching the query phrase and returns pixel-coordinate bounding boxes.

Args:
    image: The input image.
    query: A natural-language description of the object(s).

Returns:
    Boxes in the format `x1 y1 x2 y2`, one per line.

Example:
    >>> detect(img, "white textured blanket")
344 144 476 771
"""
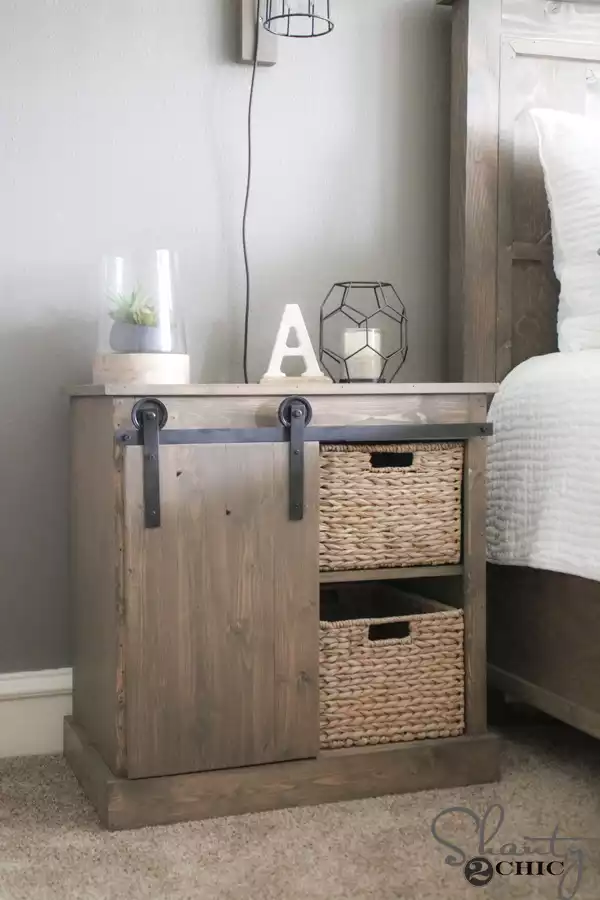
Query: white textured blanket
487 351 600 582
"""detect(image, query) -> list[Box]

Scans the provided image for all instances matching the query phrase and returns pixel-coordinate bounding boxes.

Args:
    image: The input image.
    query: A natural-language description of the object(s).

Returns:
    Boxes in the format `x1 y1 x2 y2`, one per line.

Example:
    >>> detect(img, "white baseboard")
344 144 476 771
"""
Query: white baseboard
0 668 73 758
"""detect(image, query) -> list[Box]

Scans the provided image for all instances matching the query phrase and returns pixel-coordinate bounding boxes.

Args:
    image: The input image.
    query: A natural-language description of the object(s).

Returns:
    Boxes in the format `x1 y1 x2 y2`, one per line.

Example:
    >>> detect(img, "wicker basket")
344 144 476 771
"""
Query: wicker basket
320 589 465 749
319 442 463 571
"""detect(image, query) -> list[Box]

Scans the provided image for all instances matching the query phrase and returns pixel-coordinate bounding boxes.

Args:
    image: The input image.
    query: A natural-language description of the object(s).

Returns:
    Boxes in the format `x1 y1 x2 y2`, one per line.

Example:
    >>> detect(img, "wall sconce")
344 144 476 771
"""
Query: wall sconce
264 1 334 38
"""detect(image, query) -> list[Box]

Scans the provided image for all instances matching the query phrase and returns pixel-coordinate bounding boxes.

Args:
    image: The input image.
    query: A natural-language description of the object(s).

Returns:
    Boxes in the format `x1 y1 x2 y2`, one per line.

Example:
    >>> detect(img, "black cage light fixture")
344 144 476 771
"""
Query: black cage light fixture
263 0 334 38
320 281 408 383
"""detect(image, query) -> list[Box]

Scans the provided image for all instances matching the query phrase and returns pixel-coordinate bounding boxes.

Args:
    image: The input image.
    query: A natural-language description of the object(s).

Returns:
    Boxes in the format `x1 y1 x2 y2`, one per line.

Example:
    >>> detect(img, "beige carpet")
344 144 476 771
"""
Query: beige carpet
1 726 600 899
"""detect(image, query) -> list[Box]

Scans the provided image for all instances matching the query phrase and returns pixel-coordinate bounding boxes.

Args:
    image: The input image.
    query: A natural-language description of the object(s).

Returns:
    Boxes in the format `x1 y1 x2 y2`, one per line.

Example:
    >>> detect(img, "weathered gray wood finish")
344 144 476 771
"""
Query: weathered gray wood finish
462 436 487 734
444 0 600 737
124 441 320 778
112 393 486 431
320 564 464 584
444 0 502 382
497 32 600 378
442 0 600 382
71 398 125 775
69 383 498 397
68 383 497 827
488 566 600 738
64 718 500 831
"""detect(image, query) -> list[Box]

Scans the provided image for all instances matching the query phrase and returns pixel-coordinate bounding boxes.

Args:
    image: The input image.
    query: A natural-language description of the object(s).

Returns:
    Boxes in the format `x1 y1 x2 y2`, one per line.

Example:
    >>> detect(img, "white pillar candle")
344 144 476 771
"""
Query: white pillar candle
343 327 382 380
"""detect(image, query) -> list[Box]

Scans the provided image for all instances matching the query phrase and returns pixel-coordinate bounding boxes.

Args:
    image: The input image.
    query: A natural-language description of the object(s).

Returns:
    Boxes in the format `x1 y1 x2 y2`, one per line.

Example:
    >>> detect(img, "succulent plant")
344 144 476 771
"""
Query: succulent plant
108 288 158 328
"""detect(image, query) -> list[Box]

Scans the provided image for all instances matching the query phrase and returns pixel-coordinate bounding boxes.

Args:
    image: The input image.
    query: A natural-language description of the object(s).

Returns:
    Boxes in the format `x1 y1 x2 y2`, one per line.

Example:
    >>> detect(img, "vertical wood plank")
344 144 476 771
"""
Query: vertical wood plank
465 0 502 383
124 441 320 779
463 433 487 734
448 0 502 383
114 430 127 774
273 444 320 757
495 36 517 381
448 0 468 381
71 397 124 774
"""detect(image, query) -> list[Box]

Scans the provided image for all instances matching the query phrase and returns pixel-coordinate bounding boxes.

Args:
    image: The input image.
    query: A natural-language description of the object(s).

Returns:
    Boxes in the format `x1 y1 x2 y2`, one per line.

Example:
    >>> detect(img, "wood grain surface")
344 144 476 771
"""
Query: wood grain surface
320 565 464 584
495 32 600 378
68 382 498 397
71 397 125 774
446 0 600 381
64 717 500 831
123 441 320 778
111 393 491 432
462 436 487 735
447 0 502 382
489 566 600 727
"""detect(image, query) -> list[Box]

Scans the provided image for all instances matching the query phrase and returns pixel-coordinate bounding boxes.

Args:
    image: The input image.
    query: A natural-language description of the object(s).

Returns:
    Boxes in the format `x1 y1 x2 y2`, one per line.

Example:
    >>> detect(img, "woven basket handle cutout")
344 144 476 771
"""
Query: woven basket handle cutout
369 451 414 470
364 616 413 647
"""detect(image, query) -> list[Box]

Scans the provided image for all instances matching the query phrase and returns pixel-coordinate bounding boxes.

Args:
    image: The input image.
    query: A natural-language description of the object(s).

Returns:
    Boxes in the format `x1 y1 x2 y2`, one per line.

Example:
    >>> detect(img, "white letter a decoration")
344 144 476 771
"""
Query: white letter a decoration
260 304 331 383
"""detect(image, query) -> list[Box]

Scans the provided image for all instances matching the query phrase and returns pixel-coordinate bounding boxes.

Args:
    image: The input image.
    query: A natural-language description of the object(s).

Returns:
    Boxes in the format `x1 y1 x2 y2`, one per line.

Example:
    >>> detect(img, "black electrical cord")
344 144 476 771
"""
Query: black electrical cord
242 0 261 384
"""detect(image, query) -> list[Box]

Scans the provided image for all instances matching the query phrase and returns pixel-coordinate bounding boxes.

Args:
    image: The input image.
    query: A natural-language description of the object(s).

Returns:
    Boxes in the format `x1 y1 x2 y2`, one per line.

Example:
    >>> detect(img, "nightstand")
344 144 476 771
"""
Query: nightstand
65 381 499 829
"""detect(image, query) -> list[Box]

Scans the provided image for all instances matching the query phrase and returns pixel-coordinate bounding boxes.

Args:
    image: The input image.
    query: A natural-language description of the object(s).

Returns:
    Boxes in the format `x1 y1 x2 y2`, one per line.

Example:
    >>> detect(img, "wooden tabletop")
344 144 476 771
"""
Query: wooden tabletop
67 382 498 398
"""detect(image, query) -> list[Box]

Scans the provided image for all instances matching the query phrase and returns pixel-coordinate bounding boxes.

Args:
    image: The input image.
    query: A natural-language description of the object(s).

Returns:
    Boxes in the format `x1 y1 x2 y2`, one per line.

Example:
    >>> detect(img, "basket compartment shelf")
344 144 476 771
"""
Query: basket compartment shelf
319 442 463 572
320 564 463 583
319 585 465 750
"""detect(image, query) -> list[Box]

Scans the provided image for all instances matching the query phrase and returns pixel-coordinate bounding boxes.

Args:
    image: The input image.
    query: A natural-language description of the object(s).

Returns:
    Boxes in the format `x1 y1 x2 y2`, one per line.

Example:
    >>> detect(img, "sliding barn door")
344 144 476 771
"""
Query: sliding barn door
122 440 320 779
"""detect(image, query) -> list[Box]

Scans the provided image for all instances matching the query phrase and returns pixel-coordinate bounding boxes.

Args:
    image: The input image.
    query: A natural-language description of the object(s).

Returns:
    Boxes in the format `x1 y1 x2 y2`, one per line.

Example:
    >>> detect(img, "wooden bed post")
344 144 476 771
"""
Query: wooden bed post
439 0 502 383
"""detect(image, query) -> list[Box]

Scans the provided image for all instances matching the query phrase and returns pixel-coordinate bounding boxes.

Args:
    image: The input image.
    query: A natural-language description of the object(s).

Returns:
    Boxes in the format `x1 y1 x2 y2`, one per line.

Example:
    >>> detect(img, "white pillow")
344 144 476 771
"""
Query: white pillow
530 108 600 351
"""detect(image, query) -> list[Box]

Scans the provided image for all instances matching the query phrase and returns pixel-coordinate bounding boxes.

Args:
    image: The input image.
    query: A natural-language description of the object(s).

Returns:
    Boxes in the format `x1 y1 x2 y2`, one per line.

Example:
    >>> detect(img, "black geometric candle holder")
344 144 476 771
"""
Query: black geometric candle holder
319 281 408 383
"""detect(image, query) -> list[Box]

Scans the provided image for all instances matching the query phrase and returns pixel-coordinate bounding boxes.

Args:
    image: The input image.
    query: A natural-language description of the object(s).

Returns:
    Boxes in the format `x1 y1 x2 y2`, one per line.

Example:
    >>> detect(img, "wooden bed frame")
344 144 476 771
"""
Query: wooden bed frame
442 0 600 737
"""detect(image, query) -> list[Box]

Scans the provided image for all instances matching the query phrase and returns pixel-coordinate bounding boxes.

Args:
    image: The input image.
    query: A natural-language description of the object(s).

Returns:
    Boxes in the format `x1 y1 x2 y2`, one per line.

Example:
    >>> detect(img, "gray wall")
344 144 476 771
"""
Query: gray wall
0 0 450 673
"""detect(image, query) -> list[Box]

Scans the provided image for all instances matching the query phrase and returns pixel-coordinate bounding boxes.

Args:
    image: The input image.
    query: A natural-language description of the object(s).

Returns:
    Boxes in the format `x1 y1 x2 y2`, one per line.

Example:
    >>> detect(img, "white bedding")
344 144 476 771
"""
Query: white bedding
487 351 600 582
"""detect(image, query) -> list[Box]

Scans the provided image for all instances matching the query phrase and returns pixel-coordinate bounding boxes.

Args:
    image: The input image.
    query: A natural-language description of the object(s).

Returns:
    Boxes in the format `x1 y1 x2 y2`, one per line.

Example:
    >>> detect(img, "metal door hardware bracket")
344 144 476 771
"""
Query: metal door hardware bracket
116 423 491 446
117 400 492 530
130 398 168 529
278 396 313 521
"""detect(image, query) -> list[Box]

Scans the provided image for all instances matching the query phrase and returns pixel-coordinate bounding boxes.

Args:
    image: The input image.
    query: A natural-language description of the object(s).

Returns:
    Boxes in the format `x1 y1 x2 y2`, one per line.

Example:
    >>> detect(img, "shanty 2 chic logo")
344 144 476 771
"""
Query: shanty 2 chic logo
430 803 592 899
